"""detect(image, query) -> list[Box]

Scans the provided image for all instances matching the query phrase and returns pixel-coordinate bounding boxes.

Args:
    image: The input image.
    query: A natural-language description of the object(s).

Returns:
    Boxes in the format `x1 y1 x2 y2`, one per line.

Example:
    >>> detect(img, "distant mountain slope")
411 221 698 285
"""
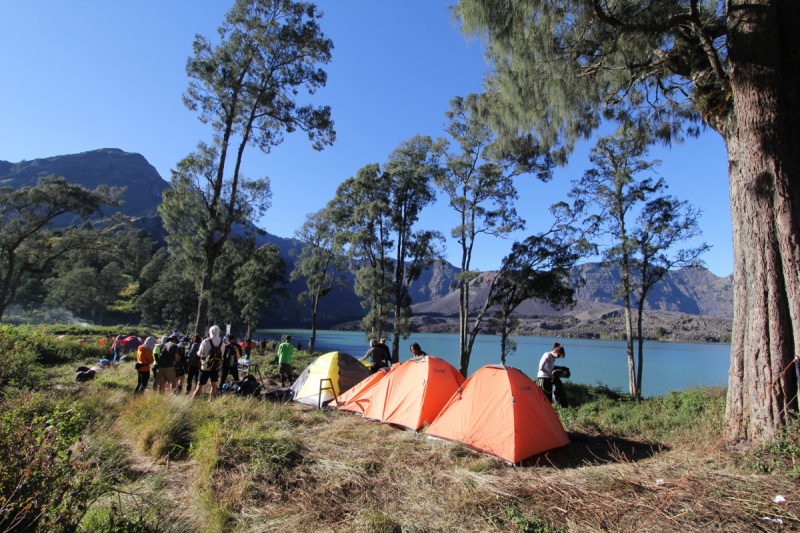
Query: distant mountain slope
0 148 169 219
410 272 619 319
2 148 734 325
570 263 733 317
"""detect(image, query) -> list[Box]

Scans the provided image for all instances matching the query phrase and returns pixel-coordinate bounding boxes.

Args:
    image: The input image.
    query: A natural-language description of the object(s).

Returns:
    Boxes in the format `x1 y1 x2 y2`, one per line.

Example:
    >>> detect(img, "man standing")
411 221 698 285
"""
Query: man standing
193 326 224 400
221 334 242 386
360 339 390 374
277 335 294 387
157 335 180 393
378 337 391 363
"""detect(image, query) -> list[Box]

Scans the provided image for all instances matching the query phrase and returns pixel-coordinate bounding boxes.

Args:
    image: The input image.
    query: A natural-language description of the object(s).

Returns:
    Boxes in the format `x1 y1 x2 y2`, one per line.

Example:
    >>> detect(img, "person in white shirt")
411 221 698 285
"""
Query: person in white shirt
537 342 565 403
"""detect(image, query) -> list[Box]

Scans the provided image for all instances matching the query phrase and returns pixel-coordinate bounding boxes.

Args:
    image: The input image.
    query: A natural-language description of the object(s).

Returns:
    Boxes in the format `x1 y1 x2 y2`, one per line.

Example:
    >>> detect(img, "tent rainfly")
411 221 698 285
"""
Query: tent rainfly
337 366 393 415
358 356 465 431
425 364 570 463
290 351 370 407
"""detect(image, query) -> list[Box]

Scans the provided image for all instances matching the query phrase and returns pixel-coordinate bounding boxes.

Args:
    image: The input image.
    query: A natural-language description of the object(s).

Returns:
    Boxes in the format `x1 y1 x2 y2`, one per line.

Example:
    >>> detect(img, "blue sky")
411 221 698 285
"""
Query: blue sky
0 1 733 276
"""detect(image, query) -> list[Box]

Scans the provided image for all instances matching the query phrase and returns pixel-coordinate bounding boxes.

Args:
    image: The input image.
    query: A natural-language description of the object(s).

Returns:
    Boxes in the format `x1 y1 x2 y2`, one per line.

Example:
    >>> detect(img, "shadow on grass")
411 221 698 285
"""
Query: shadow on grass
521 434 669 469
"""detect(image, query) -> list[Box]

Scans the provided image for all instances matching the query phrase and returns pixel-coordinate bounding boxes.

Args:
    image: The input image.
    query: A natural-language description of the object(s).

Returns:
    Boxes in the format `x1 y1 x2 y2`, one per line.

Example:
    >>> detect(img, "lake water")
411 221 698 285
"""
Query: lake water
257 329 731 398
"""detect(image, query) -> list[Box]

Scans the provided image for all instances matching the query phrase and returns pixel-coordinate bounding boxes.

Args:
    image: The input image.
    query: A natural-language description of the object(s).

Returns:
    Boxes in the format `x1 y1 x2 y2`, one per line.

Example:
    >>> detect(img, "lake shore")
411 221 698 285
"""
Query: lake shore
329 308 733 343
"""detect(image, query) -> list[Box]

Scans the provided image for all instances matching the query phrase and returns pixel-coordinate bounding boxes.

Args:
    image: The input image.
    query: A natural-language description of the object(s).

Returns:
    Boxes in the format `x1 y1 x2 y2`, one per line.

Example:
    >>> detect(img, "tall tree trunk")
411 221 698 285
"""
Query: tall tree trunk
724 0 800 443
500 309 508 365
194 255 216 337
636 299 645 394
309 294 319 353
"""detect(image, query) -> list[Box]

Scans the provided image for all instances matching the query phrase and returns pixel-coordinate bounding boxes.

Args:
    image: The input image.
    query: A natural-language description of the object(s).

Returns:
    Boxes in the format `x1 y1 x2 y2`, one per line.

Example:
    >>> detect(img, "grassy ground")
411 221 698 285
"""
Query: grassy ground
1 325 798 532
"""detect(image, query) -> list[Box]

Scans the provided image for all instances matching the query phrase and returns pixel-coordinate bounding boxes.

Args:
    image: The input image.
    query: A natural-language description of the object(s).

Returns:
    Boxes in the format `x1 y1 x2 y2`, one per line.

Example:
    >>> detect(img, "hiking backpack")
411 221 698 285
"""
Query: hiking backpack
201 339 223 372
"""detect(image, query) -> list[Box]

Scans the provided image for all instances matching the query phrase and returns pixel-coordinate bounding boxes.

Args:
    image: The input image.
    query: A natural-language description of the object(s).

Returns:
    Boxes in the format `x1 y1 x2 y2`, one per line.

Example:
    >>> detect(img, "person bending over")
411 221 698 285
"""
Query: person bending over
537 342 565 403
359 339 390 374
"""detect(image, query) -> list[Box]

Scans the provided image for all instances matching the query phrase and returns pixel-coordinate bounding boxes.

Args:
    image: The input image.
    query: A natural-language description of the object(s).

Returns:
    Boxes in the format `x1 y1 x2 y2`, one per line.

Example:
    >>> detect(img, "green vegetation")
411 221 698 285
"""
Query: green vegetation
0 325 796 531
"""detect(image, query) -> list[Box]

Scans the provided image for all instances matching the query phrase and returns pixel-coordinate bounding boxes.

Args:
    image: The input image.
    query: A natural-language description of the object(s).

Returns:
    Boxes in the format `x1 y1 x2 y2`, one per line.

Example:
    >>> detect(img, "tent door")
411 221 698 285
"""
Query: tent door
319 378 339 409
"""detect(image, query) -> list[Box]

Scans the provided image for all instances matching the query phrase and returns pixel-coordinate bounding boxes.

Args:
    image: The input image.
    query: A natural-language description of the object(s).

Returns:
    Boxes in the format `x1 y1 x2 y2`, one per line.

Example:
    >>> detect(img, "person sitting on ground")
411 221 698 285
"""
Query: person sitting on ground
360 339 391 374
221 334 242 386
409 343 428 358
537 342 565 404
185 334 202 394
277 335 295 387
135 336 156 394
192 326 224 400
157 335 180 393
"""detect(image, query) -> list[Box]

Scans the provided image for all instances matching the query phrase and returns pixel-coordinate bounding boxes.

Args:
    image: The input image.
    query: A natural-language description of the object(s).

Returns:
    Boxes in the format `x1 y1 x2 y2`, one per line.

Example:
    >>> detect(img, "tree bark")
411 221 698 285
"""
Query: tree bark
194 255 216 337
309 294 319 353
724 0 800 443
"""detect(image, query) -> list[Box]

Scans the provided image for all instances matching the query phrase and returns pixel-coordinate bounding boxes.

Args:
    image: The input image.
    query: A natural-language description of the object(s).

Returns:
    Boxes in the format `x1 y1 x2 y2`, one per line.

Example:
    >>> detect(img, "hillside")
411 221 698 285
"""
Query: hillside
0 149 169 220
2 148 734 332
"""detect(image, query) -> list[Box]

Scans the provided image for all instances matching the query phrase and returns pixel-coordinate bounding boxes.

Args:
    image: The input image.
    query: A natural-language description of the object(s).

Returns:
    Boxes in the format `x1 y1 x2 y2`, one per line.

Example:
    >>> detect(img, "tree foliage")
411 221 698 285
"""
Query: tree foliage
455 0 800 441
0 176 123 320
235 242 288 339
174 0 335 335
290 208 349 353
436 94 552 376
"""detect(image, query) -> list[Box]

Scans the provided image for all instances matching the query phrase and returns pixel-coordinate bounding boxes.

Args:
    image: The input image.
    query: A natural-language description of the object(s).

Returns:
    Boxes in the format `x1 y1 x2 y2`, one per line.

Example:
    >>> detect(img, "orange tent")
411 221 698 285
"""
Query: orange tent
359 356 465 431
337 366 394 414
425 364 570 463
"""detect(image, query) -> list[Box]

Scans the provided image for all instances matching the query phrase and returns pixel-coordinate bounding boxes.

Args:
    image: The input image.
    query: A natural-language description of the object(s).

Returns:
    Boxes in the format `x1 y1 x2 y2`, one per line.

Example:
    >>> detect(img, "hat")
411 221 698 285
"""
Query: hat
181 336 190 343
286 335 293 340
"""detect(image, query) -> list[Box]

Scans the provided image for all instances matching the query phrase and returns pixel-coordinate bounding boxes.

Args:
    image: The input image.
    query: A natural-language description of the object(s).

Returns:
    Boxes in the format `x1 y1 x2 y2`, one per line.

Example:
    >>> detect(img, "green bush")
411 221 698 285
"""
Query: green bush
0 404 95 532
0 327 44 389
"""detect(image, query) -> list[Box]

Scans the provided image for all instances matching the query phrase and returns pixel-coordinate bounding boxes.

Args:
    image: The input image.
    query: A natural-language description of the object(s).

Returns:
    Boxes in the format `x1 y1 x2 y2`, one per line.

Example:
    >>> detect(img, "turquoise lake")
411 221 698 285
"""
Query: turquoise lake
258 329 731 398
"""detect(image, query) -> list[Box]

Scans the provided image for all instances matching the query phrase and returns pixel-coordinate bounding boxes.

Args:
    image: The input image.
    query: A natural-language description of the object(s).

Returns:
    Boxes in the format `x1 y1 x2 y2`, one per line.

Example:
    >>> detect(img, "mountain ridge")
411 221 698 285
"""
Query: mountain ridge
2 149 734 327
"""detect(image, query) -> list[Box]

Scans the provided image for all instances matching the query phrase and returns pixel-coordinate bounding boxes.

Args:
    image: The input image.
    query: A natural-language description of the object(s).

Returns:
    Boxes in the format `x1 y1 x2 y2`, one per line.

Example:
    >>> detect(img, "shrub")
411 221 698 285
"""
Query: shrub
0 327 43 389
0 404 95 532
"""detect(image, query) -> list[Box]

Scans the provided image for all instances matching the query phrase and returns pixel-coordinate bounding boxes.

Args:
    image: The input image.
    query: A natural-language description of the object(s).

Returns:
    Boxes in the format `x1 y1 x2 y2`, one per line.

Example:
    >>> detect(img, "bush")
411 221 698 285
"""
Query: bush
0 404 95 532
0 327 44 389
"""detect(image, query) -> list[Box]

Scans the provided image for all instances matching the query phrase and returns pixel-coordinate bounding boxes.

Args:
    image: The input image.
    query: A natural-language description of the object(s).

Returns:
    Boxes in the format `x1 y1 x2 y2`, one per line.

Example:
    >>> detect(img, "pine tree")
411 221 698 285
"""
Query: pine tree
455 0 800 442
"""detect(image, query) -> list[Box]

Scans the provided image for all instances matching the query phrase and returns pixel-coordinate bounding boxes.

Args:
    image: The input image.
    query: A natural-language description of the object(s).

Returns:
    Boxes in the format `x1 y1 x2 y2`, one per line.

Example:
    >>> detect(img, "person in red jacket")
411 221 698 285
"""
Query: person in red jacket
135 336 156 394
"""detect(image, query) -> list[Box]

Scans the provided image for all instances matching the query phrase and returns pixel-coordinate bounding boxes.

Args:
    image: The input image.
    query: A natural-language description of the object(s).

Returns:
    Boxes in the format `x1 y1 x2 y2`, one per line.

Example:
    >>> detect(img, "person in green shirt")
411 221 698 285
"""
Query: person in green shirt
277 335 295 387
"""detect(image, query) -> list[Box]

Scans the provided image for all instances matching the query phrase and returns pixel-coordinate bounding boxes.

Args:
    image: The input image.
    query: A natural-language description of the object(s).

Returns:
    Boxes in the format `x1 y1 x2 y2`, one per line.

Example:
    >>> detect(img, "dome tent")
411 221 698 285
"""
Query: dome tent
425 364 570 463
359 356 465 431
290 351 370 407
337 366 393 415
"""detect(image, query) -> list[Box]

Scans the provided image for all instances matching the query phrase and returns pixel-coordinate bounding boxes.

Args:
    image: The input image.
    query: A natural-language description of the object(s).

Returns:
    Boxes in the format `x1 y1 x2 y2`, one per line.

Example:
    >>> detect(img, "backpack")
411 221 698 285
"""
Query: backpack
201 339 223 372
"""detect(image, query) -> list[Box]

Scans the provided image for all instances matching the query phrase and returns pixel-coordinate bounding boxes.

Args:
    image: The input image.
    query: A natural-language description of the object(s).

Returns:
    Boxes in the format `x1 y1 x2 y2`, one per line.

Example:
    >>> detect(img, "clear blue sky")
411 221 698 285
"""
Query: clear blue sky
0 1 733 276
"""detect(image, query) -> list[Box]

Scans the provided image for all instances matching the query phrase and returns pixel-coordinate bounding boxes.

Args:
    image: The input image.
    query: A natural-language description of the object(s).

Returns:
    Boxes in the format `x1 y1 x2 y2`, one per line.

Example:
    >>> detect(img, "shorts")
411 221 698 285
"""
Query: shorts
155 366 176 387
199 370 219 385
278 363 292 375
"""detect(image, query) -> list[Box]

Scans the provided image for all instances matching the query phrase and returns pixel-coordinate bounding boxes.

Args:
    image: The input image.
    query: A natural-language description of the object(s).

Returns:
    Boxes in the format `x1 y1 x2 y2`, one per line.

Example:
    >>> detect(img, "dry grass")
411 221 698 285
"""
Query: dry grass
33 361 800 532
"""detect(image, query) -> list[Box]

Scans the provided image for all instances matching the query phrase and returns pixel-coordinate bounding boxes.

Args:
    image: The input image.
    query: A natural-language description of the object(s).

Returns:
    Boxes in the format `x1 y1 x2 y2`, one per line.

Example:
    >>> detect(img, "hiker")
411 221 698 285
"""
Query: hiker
157 335 180 393
409 343 428 357
260 339 267 351
192 326 224 400
111 334 122 363
243 338 253 361
537 342 566 403
297 341 303 351
378 337 391 361
151 337 164 390
185 334 202 394
360 339 390 374
277 335 294 387
220 334 242 386
175 336 189 392
135 336 156 394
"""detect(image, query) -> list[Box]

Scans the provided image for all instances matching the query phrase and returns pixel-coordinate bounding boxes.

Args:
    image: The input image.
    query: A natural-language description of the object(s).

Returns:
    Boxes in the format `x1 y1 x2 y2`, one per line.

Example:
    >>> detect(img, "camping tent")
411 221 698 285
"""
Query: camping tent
425 365 570 463
290 351 371 407
359 356 465 431
337 366 394 415
119 336 142 354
